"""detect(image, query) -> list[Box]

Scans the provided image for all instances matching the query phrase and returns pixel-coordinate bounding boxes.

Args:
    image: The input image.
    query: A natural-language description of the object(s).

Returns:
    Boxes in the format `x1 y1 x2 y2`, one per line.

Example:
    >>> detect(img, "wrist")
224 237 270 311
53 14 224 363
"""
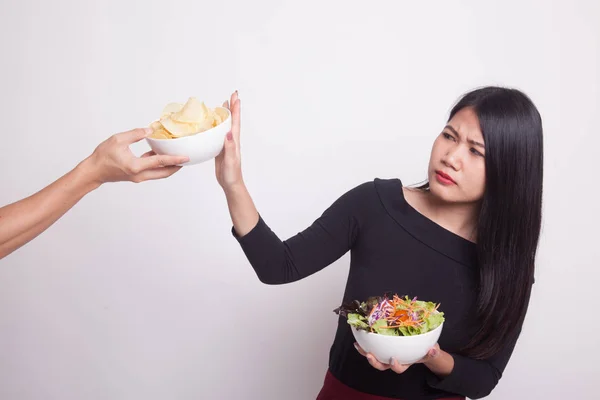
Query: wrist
424 355 440 369
222 180 247 197
424 350 454 377
75 156 104 192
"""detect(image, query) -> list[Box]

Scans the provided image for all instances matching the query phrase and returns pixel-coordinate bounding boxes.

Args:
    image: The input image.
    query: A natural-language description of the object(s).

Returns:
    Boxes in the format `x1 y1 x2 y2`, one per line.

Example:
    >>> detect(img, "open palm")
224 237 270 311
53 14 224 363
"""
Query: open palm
215 91 242 189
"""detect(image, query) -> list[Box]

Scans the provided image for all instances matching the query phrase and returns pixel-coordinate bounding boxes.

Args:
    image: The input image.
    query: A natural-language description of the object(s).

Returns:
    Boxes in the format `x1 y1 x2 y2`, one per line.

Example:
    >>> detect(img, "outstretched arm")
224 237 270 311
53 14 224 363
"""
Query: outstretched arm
0 127 189 260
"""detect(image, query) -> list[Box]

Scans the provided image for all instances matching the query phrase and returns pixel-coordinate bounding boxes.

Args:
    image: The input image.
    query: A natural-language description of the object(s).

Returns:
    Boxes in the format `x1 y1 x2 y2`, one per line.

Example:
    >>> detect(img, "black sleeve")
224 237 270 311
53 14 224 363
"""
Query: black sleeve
426 286 533 399
231 182 373 284
426 352 505 399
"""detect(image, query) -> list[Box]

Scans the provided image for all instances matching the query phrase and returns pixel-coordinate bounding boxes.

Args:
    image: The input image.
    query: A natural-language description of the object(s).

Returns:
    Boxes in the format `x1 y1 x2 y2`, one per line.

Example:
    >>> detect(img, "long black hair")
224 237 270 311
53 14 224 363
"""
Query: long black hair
423 86 543 359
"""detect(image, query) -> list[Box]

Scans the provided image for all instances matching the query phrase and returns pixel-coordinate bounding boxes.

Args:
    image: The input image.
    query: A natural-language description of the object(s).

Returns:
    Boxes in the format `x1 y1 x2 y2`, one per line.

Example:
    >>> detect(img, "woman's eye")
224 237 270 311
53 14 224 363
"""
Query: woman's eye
443 133 455 141
470 148 484 157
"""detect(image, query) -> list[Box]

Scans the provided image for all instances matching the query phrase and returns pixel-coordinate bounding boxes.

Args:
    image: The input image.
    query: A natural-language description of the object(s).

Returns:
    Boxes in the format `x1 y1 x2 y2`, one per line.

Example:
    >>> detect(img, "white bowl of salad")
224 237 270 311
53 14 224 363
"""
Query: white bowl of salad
334 293 445 365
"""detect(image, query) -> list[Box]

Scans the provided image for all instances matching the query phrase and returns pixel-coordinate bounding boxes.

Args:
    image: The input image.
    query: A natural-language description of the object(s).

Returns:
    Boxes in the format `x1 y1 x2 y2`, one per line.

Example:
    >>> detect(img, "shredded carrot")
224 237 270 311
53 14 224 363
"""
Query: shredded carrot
364 294 441 333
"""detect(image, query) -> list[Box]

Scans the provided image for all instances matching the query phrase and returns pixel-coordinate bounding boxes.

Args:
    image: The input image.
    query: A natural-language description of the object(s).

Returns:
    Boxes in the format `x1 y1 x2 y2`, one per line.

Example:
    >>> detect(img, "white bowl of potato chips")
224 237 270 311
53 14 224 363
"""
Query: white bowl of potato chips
145 97 231 166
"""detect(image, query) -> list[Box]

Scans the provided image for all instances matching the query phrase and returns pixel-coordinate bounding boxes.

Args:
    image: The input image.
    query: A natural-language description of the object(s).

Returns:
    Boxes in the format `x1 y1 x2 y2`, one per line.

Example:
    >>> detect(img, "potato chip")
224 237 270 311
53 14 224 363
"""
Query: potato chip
215 107 229 122
149 97 229 140
149 120 161 131
197 116 215 132
172 97 209 124
213 111 223 125
160 116 201 137
149 128 171 139
161 102 184 117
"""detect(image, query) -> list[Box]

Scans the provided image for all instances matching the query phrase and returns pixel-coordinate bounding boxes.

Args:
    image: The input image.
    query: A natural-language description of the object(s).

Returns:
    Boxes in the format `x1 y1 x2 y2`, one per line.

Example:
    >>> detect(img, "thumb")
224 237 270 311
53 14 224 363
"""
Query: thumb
423 347 439 362
223 131 237 161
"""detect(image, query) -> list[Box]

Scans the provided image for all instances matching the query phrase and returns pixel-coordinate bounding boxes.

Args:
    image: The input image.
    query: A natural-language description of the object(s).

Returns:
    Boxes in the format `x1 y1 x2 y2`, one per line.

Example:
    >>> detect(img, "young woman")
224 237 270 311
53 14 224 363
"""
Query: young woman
216 87 543 399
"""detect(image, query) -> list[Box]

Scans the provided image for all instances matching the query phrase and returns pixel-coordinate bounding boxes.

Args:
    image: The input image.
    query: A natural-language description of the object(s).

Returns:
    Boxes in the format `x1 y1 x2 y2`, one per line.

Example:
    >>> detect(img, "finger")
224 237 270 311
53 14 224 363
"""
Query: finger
389 358 410 374
223 131 238 163
133 154 189 172
132 166 182 182
428 347 439 358
231 98 241 144
366 354 389 371
115 128 152 145
141 150 156 158
222 100 230 110
229 90 239 140
215 147 224 164
417 347 439 364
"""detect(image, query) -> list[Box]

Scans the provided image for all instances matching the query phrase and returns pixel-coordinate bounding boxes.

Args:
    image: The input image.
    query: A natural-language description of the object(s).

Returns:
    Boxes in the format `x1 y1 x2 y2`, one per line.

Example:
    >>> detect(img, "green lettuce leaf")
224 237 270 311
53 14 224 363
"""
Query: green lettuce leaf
347 313 369 329
371 319 399 336
335 294 445 337
397 325 418 336
424 311 445 332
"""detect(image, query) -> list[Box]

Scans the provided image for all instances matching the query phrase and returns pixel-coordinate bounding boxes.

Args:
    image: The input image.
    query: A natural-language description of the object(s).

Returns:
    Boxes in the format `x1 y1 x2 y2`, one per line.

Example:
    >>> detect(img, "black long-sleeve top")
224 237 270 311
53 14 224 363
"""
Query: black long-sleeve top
232 178 527 399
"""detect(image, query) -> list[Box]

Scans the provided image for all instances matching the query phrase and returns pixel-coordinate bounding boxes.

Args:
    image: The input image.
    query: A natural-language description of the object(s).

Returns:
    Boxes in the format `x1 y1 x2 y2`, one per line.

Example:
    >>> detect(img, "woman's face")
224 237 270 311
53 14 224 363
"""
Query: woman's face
427 107 486 204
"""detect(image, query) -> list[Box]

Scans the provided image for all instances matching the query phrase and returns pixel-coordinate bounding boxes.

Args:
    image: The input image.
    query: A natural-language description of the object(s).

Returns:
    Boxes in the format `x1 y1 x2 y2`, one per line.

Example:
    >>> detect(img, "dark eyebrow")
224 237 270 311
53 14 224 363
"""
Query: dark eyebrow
444 125 485 149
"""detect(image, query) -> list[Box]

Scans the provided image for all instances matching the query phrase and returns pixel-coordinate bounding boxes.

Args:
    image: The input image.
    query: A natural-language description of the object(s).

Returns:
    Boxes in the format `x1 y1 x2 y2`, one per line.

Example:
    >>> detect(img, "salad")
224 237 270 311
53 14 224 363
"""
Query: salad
334 293 445 336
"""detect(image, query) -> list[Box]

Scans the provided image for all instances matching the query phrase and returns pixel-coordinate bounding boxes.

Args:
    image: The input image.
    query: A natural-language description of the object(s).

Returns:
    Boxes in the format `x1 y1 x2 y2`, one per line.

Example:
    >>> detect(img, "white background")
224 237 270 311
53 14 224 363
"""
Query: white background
0 0 598 399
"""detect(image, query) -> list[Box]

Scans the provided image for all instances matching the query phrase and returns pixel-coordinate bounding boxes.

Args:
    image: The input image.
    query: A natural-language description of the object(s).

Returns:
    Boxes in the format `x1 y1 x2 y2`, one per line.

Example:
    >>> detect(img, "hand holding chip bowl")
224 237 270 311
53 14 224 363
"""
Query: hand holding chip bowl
145 97 232 166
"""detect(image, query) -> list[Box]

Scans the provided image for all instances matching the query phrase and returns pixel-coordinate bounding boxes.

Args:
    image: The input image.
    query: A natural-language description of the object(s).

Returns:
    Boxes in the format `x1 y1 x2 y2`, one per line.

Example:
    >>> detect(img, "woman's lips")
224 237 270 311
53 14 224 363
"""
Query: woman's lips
435 171 456 185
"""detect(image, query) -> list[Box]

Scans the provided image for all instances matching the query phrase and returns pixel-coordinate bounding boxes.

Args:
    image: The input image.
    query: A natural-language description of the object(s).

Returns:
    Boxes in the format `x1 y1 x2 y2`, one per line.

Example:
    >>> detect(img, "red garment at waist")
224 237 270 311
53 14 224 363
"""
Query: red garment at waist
316 370 465 400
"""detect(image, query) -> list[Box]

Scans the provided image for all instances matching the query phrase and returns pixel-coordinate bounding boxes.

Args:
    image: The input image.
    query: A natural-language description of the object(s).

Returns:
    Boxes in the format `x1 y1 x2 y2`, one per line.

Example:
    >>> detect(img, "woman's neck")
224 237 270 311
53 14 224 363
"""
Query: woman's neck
404 188 480 243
